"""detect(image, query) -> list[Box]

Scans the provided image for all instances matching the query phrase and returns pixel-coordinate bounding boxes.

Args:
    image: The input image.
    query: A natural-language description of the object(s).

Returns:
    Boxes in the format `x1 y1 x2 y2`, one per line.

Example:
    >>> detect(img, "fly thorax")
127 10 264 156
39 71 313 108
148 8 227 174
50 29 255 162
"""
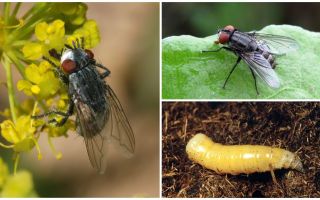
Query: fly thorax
230 32 256 51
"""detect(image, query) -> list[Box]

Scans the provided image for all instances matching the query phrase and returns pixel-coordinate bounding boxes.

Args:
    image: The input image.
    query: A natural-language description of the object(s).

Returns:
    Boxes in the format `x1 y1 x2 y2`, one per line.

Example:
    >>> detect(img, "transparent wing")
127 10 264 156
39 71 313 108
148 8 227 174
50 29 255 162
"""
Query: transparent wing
248 32 299 55
75 100 109 174
104 84 135 157
240 51 280 89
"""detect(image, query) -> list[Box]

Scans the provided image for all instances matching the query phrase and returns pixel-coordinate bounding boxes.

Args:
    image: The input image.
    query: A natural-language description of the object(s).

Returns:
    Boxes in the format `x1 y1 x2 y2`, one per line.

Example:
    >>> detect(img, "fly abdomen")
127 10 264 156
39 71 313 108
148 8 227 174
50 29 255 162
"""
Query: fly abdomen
262 51 277 69
69 66 107 112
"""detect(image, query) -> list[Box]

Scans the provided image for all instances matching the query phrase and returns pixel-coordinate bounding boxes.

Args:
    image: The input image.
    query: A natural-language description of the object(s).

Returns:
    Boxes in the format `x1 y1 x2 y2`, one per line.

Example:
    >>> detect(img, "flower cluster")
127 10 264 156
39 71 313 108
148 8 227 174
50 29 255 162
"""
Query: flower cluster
0 3 100 194
0 158 37 197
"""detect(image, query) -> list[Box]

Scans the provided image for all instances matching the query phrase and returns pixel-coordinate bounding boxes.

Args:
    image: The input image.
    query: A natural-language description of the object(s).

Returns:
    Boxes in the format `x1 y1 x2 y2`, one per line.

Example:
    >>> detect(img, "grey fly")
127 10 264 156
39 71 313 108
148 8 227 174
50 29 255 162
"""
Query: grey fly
32 38 135 174
202 25 299 94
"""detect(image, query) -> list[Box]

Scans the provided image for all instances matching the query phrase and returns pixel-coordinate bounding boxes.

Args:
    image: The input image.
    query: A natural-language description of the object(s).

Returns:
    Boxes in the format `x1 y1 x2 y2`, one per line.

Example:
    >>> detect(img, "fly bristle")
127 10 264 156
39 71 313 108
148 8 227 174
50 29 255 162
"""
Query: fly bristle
81 37 85 49
65 44 73 50
72 40 77 49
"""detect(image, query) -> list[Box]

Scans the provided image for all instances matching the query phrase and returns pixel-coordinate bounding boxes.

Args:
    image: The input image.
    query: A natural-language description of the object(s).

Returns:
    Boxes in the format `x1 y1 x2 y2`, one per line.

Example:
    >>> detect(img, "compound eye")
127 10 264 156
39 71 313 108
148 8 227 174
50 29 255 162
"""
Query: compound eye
218 32 230 44
62 59 77 74
85 49 94 59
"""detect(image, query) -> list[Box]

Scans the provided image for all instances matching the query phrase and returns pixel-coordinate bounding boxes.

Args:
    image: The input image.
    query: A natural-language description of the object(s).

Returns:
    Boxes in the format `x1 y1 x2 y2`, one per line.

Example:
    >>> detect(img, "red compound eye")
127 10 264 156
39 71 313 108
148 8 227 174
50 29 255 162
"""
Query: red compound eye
85 49 94 59
218 32 230 44
62 59 77 74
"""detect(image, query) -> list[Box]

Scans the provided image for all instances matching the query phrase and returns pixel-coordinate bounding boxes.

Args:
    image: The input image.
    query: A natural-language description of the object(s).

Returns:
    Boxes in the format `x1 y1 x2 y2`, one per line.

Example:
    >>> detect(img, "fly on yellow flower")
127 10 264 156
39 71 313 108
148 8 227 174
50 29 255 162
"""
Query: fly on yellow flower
0 3 98 175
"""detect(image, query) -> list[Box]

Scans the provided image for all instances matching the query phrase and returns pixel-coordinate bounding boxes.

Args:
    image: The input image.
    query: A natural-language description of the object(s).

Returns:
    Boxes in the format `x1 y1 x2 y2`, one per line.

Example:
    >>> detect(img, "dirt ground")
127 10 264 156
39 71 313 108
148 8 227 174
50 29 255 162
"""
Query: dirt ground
162 102 320 197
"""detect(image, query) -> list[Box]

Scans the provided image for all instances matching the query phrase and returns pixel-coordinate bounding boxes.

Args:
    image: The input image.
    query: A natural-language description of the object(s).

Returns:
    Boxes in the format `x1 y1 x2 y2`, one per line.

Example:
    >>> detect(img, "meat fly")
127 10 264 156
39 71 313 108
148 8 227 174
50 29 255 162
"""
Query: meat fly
32 38 135 174
202 25 299 94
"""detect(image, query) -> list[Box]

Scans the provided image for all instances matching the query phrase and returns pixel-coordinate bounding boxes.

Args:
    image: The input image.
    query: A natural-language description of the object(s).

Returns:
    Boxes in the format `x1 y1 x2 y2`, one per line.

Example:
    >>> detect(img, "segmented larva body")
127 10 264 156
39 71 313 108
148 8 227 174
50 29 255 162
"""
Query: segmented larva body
186 133 303 175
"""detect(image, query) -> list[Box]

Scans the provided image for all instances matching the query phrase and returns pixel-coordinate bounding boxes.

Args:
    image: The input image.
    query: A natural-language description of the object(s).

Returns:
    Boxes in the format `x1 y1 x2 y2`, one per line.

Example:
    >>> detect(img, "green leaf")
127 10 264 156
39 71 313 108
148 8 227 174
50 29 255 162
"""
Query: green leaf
162 25 320 99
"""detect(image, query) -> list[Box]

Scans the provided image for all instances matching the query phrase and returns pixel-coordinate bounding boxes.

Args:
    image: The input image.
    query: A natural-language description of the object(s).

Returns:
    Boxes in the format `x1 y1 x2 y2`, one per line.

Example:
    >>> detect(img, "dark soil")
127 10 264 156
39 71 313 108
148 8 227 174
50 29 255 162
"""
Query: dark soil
162 102 320 197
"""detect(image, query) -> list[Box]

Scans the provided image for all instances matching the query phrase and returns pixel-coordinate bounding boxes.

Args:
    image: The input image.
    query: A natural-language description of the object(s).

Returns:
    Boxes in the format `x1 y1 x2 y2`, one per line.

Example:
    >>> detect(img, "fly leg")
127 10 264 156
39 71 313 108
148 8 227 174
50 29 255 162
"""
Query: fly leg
43 56 68 85
32 100 74 127
248 67 259 95
223 56 241 89
95 63 111 78
202 46 232 53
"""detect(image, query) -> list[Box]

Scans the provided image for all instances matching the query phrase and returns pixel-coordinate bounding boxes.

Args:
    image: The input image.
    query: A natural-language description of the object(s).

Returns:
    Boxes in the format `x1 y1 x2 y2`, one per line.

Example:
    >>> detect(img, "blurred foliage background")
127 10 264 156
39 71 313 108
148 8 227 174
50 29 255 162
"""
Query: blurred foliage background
163 2 320 38
0 2 159 197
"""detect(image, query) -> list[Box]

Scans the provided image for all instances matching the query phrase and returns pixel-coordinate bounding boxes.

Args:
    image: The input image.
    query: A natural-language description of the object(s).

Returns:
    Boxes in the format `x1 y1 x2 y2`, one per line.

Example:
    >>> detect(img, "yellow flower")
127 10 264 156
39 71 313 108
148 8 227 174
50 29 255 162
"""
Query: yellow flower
22 20 66 60
67 20 100 49
0 115 36 152
17 61 60 99
46 119 75 138
0 170 37 197
55 3 87 26
0 99 35 119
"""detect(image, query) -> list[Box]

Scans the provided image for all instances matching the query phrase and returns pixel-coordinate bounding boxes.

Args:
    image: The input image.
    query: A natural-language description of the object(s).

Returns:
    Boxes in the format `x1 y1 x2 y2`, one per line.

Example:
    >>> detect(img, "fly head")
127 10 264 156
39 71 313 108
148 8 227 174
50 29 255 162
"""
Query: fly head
60 40 95 74
215 25 236 45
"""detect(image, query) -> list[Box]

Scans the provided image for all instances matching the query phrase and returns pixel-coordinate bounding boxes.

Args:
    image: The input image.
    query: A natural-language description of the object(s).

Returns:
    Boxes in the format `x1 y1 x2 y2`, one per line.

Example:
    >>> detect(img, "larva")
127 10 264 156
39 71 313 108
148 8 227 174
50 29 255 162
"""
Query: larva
186 133 304 175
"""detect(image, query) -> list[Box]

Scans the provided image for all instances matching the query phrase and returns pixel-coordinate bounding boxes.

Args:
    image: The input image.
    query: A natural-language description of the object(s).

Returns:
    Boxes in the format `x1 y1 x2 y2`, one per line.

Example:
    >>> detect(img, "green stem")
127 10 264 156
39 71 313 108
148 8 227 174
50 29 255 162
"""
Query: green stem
2 53 17 123
4 3 11 24
32 138 42 160
6 50 25 78
13 153 20 175
0 142 14 148
11 3 21 19
10 4 52 41
11 40 29 47
22 2 48 20
48 135 62 159
9 18 43 42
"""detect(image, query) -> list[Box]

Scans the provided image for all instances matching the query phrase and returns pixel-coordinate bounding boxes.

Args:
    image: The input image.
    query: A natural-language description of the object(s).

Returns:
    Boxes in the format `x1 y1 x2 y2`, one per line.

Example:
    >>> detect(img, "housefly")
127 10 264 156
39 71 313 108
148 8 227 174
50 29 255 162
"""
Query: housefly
202 25 299 94
32 38 135 174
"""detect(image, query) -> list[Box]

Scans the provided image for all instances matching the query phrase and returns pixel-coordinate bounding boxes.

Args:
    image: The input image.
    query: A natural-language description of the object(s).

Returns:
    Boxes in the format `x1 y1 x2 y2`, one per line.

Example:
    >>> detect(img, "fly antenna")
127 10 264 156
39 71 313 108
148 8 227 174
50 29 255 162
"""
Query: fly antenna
72 40 77 49
76 38 80 48
81 37 85 49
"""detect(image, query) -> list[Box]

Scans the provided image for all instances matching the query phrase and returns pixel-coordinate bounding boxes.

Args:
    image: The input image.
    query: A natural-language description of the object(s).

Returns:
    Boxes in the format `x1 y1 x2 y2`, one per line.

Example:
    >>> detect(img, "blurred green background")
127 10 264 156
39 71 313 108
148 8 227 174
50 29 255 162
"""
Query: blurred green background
0 2 159 197
163 3 320 38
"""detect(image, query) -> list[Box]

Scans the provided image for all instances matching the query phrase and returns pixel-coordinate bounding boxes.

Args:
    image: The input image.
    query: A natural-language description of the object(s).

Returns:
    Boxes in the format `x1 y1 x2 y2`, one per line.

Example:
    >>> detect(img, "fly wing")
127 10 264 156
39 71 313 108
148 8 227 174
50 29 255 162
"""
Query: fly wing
103 84 135 157
249 32 299 55
239 51 280 89
75 100 109 174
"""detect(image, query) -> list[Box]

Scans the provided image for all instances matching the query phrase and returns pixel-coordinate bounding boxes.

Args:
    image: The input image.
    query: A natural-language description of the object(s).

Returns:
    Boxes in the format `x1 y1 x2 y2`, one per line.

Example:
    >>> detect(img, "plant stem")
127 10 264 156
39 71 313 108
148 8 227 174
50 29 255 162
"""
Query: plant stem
11 3 21 19
32 138 42 160
13 153 20 175
0 142 14 148
6 50 25 78
48 135 62 159
4 3 11 24
3 53 17 123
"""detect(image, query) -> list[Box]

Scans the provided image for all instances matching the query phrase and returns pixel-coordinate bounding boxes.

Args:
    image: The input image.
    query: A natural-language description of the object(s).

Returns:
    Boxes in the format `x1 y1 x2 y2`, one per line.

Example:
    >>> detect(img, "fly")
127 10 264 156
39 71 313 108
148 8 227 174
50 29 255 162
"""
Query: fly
202 25 299 94
32 38 135 174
